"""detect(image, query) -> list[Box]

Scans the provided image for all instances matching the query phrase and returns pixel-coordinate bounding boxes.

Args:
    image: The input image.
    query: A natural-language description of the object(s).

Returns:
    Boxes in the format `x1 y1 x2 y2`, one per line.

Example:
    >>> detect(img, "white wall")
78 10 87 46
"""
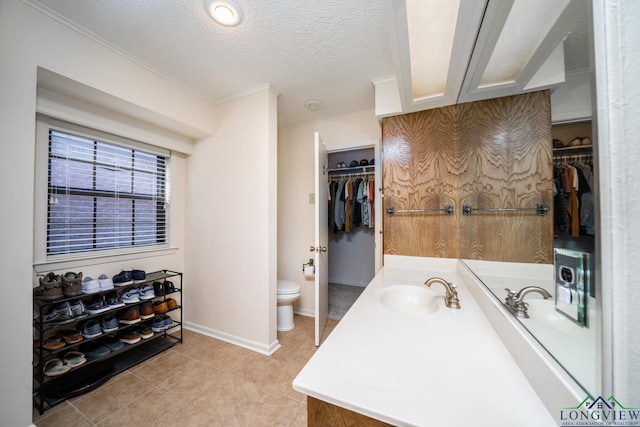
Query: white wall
593 0 640 405
0 2 211 425
184 88 279 354
277 111 381 316
551 70 593 122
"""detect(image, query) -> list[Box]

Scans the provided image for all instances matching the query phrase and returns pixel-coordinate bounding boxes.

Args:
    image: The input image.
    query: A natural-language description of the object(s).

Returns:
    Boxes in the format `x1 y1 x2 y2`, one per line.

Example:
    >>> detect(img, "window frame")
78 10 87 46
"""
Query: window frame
34 115 172 267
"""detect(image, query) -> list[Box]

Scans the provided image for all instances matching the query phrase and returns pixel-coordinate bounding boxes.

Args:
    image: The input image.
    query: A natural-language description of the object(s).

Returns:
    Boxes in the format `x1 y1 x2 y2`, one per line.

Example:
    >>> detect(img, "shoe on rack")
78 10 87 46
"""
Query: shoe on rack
118 306 141 325
101 314 119 333
62 350 87 368
163 315 173 330
118 328 141 345
163 281 175 294
61 272 83 297
140 322 154 339
34 272 63 301
153 281 165 297
166 298 178 311
112 270 133 287
86 296 111 315
104 334 123 352
42 301 74 325
81 276 101 294
121 288 140 304
151 316 166 332
42 333 66 350
81 340 110 359
97 274 114 291
82 319 103 339
131 269 146 283
152 301 168 314
58 329 84 345
43 358 70 377
68 299 88 320
138 284 155 300
105 291 125 309
139 301 154 320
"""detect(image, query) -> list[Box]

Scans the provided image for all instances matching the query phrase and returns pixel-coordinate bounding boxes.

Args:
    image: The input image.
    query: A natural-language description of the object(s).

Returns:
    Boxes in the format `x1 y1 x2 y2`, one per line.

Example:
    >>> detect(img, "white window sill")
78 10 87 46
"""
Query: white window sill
33 247 179 274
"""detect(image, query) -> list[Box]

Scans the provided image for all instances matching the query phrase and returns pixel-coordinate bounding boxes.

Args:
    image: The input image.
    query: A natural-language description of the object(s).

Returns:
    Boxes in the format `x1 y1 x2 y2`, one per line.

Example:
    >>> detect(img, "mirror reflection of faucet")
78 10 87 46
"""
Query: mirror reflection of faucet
504 286 552 318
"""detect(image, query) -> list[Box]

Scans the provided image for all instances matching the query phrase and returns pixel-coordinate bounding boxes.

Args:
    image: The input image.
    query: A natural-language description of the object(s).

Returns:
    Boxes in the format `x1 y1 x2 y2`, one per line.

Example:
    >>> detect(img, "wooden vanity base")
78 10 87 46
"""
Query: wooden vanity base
307 396 393 427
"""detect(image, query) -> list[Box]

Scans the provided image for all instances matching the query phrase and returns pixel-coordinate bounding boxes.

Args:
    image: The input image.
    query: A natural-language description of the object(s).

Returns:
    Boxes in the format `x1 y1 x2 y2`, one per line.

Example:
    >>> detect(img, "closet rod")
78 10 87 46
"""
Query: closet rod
329 171 374 180
386 205 454 216
462 203 549 216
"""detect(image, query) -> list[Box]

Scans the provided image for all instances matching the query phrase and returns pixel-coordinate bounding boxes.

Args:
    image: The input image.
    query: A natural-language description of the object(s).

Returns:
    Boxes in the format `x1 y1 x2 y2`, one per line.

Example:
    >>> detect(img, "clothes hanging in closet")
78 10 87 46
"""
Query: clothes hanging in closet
553 159 594 236
328 176 374 233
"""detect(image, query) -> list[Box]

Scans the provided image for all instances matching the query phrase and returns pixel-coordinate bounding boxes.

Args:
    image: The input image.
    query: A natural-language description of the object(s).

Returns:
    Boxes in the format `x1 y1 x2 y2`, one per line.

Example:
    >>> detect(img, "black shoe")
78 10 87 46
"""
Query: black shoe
153 281 164 296
163 280 175 294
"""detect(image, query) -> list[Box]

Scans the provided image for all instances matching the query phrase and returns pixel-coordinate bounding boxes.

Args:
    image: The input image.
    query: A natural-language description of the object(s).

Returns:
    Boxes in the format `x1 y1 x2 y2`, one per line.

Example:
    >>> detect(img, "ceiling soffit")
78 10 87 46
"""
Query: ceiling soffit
381 0 584 116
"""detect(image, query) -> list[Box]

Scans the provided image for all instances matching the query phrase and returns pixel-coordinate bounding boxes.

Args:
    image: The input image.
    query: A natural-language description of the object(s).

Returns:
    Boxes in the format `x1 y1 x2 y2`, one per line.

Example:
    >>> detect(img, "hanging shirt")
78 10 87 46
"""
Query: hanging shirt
334 179 346 231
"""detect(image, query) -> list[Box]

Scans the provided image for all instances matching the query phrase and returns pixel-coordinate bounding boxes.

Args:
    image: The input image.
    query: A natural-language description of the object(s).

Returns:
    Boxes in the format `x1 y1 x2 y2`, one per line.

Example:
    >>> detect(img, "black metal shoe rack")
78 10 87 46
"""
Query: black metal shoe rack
33 270 183 415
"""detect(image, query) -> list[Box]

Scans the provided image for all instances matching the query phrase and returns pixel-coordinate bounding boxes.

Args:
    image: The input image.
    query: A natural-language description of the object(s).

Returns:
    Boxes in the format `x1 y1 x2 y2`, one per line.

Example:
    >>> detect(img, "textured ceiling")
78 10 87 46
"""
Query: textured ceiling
28 0 591 130
30 0 395 127
563 1 591 73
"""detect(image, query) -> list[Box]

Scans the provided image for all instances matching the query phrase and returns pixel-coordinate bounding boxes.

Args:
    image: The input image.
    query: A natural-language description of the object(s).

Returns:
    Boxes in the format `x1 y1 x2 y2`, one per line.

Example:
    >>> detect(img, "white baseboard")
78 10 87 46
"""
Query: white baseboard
184 322 281 356
294 307 315 317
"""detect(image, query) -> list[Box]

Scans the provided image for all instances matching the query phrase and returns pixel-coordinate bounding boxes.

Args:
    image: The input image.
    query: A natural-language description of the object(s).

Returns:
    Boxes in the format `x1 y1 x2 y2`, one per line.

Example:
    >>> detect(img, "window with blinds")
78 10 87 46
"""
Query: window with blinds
47 128 167 256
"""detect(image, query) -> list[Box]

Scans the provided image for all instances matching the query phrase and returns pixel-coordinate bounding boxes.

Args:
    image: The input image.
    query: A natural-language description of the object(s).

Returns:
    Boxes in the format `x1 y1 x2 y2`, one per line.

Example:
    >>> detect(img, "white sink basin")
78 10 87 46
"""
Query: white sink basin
379 285 439 315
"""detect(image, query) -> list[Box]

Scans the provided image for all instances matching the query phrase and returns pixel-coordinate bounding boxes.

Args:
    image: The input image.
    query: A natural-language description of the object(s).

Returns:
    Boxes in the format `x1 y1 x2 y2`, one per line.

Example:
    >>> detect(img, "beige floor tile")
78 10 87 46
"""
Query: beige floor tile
189 371 261 421
157 404 222 426
260 360 307 402
36 315 341 426
157 359 225 401
72 371 148 423
129 349 200 384
96 387 184 427
227 351 284 387
289 401 308 427
33 399 69 424
171 333 220 360
33 402 92 427
195 340 254 371
224 391 301 427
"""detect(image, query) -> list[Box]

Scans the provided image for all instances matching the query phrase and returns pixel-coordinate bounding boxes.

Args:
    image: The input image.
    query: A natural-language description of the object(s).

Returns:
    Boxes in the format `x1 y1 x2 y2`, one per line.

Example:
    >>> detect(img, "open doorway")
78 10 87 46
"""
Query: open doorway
327 147 376 319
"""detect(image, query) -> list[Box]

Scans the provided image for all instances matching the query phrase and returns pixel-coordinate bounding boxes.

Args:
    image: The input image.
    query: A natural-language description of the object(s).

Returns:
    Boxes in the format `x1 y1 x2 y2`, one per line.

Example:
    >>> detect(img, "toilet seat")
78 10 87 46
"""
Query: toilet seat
277 280 300 295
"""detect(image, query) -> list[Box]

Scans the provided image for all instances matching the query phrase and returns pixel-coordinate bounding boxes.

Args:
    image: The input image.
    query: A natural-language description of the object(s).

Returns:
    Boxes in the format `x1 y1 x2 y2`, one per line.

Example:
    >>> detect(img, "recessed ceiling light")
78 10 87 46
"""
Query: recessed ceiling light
205 0 242 27
304 99 324 111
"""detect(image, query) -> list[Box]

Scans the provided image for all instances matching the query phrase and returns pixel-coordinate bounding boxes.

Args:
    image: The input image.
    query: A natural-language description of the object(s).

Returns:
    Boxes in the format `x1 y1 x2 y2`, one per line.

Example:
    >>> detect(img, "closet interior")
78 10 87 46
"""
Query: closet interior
326 147 375 319
551 120 595 254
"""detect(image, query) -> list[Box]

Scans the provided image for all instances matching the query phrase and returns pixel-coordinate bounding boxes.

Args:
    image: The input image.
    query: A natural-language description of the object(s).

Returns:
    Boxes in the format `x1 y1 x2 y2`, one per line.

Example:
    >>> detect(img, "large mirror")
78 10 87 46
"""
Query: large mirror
462 2 597 395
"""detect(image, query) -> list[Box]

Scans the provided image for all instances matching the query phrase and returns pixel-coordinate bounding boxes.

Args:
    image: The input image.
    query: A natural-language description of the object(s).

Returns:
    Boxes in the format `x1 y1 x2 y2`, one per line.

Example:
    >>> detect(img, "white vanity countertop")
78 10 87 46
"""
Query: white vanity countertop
292 257 556 427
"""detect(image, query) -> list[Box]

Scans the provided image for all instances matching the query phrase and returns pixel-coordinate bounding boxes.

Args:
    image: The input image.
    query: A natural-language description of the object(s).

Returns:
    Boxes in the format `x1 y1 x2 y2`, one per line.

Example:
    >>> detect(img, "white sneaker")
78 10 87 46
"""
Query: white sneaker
81 276 101 294
98 274 114 291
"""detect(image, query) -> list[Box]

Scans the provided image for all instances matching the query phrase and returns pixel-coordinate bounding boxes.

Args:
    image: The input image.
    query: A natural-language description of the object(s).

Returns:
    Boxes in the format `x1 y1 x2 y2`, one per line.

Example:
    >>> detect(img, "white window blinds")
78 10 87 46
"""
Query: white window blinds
47 127 168 256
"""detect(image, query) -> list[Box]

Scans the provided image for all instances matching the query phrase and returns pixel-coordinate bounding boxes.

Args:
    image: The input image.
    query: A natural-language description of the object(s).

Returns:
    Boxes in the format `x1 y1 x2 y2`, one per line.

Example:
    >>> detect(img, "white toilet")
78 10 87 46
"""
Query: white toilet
277 280 301 331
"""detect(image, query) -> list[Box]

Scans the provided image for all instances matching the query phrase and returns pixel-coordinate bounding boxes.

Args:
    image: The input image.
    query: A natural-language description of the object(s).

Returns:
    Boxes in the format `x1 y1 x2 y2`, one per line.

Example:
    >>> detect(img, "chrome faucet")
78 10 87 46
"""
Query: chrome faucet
425 277 461 309
504 286 552 318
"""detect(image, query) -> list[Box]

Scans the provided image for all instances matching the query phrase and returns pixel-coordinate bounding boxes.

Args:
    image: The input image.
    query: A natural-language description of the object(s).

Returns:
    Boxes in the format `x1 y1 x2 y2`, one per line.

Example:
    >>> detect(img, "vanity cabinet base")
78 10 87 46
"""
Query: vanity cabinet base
307 396 392 427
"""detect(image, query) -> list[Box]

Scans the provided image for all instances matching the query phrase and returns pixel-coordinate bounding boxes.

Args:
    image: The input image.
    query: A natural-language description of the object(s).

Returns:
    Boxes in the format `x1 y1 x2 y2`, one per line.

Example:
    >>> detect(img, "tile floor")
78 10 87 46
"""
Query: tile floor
33 315 339 427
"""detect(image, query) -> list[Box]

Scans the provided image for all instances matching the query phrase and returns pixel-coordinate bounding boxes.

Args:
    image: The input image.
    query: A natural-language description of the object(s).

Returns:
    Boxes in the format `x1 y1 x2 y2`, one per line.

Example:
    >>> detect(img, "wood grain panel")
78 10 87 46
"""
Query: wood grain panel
457 92 553 263
307 396 393 427
382 106 458 257
381 91 553 263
